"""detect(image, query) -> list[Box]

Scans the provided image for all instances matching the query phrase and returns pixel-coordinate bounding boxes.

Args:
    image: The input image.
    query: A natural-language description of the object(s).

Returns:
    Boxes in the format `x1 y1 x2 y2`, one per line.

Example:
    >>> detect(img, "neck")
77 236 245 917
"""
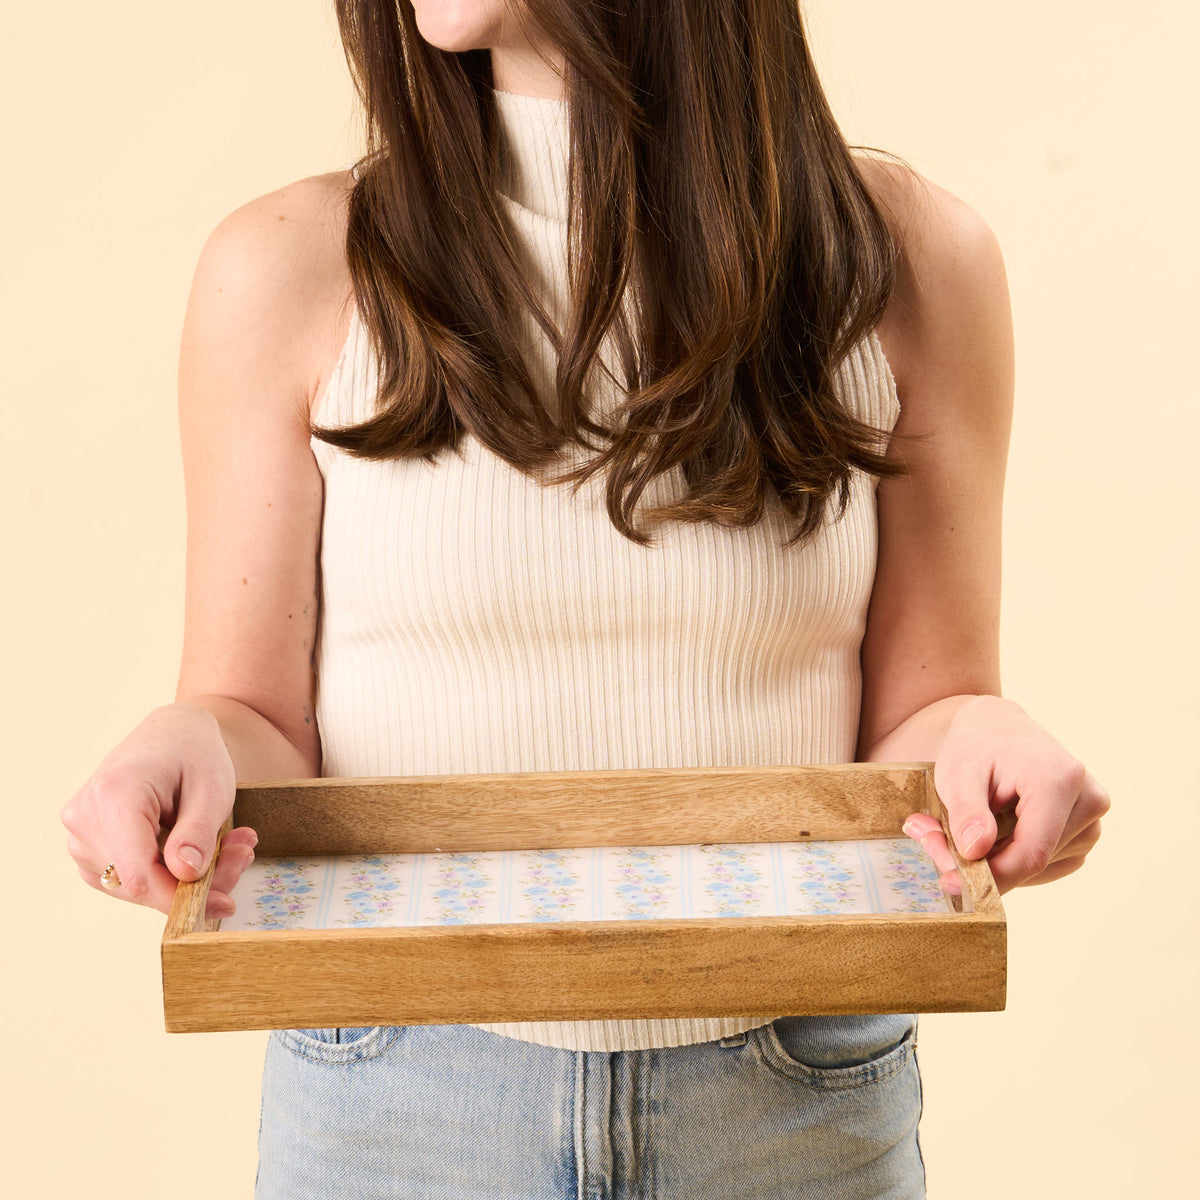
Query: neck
490 39 566 100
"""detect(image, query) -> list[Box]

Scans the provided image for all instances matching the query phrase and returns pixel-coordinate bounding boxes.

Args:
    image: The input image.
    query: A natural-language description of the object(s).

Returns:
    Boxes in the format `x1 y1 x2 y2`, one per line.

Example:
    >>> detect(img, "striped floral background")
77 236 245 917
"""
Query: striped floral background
224 837 951 931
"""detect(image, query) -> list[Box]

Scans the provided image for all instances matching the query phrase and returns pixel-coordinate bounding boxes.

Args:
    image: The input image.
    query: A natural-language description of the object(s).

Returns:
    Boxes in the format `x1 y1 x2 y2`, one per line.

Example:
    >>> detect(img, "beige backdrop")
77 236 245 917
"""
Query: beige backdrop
3 2 1195 1196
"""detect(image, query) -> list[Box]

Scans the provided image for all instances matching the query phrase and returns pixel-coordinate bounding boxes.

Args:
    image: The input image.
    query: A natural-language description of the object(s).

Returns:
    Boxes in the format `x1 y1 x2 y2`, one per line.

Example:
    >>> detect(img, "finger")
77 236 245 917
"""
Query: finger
214 825 258 866
1054 818 1102 863
98 797 184 913
933 756 998 861
65 773 188 911
161 769 236 882
902 813 957 873
991 775 1105 891
1016 854 1087 888
67 832 156 882
211 837 256 899
937 819 1100 896
79 863 118 894
107 857 180 912
179 826 258 919
223 825 259 849
73 850 132 890
204 827 259 918
937 870 963 897
1053 772 1111 849
902 813 962 896
986 778 1077 890
205 890 239 920
80 843 255 919
74 860 172 911
66 832 99 869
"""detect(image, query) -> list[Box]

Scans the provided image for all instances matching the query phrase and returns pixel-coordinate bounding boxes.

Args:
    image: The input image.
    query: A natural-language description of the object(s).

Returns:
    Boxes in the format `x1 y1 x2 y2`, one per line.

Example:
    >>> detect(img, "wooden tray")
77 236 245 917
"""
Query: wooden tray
161 763 1006 1033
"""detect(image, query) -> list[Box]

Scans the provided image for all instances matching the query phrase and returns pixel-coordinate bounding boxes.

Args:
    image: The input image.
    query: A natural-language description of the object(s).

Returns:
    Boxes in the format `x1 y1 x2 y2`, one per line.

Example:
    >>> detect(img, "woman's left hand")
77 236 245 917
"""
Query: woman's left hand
902 695 1110 895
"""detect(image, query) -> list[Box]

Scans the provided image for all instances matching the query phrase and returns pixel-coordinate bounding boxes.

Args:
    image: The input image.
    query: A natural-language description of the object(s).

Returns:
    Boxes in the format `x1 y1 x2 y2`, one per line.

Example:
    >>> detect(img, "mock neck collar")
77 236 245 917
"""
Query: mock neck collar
493 88 569 223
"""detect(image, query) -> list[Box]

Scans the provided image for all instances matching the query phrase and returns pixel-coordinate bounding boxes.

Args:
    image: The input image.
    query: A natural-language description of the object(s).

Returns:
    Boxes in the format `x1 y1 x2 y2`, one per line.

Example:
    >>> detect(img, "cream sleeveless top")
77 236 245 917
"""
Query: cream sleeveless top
310 90 901 1051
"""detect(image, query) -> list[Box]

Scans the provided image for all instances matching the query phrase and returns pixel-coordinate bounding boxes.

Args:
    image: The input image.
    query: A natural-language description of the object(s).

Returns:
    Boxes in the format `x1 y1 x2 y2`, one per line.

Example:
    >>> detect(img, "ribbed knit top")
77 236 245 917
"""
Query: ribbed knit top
311 89 901 1051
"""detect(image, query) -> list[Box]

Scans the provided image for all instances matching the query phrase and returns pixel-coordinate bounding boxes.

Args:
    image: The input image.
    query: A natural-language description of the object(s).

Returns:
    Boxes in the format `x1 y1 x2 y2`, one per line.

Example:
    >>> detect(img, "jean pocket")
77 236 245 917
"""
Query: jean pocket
272 1026 402 1064
753 1015 917 1090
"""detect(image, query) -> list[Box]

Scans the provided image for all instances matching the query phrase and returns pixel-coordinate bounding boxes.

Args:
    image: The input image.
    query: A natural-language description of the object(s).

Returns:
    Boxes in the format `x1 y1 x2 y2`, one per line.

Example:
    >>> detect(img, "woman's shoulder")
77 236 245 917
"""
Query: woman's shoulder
852 154 1012 418
184 170 356 423
203 167 353 258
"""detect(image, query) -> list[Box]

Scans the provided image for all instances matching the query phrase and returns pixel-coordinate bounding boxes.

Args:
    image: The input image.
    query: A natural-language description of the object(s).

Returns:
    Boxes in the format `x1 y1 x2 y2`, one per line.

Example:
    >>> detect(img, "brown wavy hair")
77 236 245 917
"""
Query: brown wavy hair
319 0 902 543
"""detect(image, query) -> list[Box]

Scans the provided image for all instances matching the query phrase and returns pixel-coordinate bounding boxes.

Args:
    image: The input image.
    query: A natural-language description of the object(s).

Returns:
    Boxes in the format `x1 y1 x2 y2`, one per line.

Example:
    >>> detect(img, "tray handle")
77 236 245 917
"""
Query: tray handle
163 815 234 940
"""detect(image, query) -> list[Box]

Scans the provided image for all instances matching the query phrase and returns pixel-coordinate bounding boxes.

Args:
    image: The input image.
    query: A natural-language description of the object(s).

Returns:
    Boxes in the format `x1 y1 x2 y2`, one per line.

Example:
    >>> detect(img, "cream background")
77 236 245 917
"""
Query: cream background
2 1 1195 1195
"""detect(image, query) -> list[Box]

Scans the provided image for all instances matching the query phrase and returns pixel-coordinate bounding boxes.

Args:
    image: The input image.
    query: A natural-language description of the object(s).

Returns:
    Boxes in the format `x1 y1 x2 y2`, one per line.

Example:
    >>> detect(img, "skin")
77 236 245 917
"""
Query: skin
410 0 566 96
61 5 1108 918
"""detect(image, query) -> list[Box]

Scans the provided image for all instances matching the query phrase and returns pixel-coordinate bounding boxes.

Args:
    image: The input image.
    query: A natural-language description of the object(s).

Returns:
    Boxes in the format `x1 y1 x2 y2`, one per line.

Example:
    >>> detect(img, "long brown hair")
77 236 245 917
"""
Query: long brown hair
321 0 902 544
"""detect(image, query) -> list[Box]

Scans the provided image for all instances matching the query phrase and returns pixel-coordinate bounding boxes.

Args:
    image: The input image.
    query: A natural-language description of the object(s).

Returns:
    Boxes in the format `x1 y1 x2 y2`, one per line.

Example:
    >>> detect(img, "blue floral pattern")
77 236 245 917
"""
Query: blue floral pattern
790 843 864 914
612 847 675 919
244 859 318 929
700 844 768 916
339 855 407 927
428 853 496 925
223 838 951 930
879 839 948 912
516 849 584 921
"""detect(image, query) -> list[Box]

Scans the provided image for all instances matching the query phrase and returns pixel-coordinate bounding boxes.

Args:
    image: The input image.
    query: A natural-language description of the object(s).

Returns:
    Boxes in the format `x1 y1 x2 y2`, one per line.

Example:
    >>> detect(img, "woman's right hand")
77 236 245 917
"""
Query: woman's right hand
61 702 259 920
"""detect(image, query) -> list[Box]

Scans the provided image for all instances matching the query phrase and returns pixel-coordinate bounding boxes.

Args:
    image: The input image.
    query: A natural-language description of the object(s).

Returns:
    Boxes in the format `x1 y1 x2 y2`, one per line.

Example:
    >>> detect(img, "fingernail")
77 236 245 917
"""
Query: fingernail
959 821 986 854
210 899 235 919
178 846 204 872
902 817 921 838
247 831 259 849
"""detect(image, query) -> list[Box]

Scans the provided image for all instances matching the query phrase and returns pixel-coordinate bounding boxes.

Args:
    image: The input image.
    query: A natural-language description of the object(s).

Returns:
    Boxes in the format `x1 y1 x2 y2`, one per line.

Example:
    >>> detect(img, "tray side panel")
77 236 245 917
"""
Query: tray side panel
233 764 933 856
162 915 1006 1033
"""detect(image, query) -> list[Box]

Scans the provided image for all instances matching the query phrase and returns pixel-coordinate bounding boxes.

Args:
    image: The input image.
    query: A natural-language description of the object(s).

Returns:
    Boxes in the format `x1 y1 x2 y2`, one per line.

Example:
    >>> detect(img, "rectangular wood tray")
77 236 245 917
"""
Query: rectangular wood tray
162 763 1006 1032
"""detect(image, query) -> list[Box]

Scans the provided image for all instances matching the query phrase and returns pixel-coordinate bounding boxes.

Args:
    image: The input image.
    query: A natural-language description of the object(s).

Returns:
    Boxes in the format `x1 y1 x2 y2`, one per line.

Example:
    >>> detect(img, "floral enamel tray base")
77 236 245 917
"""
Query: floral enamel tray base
221 837 953 932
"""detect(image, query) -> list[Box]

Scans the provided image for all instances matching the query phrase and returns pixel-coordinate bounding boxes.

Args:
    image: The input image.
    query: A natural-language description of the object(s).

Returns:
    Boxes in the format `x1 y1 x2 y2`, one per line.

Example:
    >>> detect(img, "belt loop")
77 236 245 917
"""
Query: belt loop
719 1031 750 1048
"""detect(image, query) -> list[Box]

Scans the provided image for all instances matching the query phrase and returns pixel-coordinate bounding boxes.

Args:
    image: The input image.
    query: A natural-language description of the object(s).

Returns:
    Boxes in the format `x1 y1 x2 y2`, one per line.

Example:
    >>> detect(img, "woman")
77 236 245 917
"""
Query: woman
61 1 1109 1196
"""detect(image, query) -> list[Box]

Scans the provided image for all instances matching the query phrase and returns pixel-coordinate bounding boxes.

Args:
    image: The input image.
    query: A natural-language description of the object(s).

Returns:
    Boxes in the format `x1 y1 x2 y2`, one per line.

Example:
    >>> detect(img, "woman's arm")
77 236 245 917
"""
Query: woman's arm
61 175 352 917
173 179 344 775
856 162 1109 892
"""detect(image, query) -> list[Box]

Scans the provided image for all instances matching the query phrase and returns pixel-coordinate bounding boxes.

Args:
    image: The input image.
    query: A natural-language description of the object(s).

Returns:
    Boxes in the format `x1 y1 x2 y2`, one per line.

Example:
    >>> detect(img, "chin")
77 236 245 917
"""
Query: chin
409 0 512 53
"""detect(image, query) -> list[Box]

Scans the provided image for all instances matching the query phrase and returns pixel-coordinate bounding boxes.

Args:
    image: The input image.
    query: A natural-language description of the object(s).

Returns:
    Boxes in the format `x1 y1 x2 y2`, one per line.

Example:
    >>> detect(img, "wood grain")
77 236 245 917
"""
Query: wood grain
161 764 1007 1032
163 911 1006 1032
231 763 932 855
163 815 231 940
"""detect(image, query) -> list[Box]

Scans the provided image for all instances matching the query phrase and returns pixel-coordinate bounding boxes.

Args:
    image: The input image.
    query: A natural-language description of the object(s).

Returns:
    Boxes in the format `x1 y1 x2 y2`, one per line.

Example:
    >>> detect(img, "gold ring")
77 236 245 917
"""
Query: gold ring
100 862 121 890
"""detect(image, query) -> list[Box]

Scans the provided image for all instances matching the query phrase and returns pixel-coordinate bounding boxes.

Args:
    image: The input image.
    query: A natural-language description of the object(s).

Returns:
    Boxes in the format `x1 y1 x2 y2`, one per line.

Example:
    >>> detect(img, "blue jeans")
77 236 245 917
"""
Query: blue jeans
257 1016 925 1198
